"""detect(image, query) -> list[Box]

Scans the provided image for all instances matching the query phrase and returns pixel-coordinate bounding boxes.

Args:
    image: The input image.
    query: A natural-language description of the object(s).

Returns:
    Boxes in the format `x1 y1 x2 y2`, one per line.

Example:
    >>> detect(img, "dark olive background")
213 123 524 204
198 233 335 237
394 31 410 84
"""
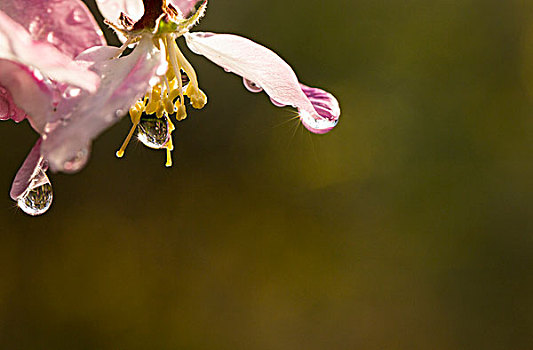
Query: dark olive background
1 0 533 349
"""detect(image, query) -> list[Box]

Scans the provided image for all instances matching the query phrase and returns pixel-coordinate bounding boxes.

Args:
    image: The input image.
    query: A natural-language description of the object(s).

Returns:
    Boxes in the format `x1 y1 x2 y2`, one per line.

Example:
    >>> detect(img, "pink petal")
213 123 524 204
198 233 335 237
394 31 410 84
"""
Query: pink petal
41 35 164 172
184 32 340 134
95 0 144 24
0 59 53 132
0 82 28 124
0 0 105 59
10 138 46 200
0 10 100 93
168 0 204 17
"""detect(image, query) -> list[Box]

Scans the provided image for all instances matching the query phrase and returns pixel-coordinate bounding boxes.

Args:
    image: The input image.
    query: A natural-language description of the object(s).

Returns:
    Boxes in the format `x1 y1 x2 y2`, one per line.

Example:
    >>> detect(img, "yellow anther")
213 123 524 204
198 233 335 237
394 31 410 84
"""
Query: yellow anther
145 100 160 115
129 108 141 124
163 98 175 114
151 86 162 101
135 101 145 111
176 104 187 121
129 101 144 124
166 65 175 82
156 103 165 118
169 88 181 101
186 85 207 109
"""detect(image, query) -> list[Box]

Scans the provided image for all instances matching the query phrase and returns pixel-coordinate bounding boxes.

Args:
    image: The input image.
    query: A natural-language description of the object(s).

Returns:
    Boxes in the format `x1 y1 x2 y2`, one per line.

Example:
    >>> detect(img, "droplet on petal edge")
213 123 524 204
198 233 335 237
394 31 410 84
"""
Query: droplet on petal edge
62 147 90 174
299 110 338 134
17 172 53 216
298 84 340 134
137 115 171 149
243 78 262 93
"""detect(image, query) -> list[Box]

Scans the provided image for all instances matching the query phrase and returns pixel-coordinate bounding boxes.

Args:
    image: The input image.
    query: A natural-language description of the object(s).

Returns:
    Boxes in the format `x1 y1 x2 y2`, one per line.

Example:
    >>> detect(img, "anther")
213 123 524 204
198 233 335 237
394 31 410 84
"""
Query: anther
163 98 175 114
176 104 187 120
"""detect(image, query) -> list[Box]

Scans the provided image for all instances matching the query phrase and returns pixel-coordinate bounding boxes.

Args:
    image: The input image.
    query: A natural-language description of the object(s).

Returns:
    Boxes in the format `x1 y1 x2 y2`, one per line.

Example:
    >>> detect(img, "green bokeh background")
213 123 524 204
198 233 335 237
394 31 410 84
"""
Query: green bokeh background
1 0 533 348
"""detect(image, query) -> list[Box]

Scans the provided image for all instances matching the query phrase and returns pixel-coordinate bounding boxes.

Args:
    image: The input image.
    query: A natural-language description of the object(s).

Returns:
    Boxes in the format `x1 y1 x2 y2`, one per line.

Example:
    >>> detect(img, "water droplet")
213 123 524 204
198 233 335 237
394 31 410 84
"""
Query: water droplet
67 9 84 24
115 109 124 118
62 87 81 99
270 97 286 107
243 78 262 93
299 110 338 135
17 178 53 216
137 115 170 149
28 17 42 38
46 32 56 44
62 147 90 173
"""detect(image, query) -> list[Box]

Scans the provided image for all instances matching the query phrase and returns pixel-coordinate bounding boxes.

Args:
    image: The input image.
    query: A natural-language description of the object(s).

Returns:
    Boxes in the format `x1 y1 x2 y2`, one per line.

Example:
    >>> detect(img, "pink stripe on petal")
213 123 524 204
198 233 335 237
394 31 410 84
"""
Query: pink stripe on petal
184 32 340 134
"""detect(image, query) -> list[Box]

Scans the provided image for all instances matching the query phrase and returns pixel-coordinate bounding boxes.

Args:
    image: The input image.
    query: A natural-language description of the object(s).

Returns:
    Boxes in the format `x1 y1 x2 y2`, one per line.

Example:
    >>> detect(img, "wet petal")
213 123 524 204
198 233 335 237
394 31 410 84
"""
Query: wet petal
0 82 28 124
95 0 144 24
41 35 164 172
0 10 100 92
0 0 106 58
10 138 46 200
184 32 340 134
0 60 53 131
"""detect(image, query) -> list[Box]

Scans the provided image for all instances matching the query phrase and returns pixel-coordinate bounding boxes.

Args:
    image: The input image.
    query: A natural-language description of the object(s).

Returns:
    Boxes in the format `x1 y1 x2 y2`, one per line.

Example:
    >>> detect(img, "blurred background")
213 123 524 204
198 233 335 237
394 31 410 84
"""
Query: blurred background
1 0 533 348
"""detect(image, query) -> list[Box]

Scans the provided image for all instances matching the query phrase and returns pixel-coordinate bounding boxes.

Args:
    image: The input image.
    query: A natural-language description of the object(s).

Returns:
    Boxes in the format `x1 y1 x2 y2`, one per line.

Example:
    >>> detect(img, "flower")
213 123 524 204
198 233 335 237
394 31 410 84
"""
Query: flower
95 0 341 166
0 0 166 215
1 0 341 216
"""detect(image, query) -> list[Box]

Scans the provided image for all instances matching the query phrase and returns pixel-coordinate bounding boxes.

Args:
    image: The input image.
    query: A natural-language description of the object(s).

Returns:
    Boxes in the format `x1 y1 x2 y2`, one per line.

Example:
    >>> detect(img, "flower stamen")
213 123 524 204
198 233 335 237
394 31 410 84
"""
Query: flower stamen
116 101 145 157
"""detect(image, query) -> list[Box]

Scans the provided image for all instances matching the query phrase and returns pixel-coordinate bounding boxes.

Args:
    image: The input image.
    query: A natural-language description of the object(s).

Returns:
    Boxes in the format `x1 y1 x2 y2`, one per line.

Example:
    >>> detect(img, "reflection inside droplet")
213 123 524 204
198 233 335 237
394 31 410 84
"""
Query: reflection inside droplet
137 114 170 149
17 181 53 216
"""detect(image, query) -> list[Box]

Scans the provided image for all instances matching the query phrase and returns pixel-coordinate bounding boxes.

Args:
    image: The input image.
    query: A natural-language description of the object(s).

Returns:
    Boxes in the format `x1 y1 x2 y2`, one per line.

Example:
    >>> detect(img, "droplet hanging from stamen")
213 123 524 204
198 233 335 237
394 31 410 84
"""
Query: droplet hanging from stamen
17 171 53 216
137 114 171 149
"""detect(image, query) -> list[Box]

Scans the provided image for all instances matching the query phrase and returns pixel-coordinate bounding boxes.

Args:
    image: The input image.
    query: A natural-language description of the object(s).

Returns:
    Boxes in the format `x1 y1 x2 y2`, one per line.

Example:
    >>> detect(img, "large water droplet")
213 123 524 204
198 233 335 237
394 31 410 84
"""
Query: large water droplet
299 110 338 135
137 115 170 149
243 78 262 93
62 147 90 173
17 178 53 216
